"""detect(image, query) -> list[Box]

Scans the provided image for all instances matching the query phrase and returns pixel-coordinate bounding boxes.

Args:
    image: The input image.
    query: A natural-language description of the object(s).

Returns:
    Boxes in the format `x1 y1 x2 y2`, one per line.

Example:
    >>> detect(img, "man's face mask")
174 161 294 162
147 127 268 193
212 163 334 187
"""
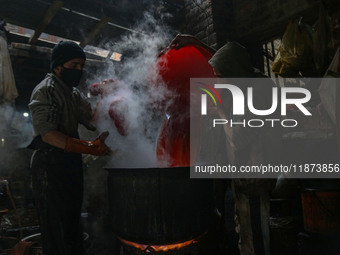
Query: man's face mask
60 66 83 88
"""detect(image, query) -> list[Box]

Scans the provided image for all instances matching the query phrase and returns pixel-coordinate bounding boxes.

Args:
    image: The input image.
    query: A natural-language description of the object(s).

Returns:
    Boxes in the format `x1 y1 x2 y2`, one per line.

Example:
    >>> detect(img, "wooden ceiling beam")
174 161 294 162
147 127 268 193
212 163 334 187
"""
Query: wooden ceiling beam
29 0 64 44
80 16 111 48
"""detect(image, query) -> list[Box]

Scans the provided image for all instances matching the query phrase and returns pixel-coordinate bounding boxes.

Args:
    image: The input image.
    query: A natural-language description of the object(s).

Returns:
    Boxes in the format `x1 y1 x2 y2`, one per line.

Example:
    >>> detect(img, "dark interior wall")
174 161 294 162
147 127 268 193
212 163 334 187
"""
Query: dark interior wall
182 0 264 70
181 0 340 72
233 0 340 43
233 0 319 43
181 0 339 72
181 0 218 49
180 0 236 49
211 0 236 48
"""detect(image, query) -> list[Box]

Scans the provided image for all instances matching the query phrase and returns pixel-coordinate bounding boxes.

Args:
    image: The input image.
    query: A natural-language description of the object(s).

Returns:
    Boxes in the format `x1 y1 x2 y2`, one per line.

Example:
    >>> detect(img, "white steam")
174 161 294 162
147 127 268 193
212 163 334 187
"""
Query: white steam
89 13 174 168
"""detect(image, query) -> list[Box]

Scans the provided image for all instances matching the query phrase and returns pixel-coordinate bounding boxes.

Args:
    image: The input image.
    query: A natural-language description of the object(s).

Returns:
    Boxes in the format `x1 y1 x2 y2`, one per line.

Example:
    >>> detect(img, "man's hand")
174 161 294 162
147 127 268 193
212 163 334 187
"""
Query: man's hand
91 131 112 155
94 131 109 144
65 131 112 156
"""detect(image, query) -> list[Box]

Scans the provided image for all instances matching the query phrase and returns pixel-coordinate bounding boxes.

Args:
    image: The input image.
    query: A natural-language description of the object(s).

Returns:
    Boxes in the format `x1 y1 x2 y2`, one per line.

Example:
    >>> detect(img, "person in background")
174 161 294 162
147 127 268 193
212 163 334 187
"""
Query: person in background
0 17 18 103
28 41 112 255
169 34 281 255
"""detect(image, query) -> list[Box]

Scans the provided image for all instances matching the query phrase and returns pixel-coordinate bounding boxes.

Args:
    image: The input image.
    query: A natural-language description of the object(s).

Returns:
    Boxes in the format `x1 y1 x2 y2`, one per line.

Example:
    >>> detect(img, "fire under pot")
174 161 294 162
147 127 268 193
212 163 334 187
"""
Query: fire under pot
106 167 221 255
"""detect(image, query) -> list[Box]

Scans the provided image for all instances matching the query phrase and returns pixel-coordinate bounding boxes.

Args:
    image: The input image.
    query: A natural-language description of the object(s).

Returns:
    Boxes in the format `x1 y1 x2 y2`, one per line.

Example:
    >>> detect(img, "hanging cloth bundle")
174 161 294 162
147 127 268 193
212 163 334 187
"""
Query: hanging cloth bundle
0 32 18 103
272 19 314 77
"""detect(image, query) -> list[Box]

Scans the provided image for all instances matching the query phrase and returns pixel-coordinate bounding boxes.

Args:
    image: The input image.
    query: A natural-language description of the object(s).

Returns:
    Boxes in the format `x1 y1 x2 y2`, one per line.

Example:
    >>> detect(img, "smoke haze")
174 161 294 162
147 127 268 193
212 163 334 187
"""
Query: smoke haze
88 12 174 168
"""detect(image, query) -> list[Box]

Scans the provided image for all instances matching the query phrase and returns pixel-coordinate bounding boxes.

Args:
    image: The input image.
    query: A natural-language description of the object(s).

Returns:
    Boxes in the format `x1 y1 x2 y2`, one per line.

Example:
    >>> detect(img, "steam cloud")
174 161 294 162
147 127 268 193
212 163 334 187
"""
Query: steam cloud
87 12 174 168
79 12 175 251
0 103 33 176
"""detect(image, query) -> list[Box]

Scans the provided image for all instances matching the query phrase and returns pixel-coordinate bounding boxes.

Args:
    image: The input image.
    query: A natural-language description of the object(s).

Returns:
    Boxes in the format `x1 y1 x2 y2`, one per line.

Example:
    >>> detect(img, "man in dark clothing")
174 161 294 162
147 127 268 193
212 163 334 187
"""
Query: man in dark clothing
209 42 281 255
29 41 111 255
169 35 281 255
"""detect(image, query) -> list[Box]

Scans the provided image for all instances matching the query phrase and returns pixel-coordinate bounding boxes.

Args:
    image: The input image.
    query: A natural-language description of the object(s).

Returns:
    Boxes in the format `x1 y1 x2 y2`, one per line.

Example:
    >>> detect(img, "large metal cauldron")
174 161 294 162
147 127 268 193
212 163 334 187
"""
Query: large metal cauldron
106 167 215 245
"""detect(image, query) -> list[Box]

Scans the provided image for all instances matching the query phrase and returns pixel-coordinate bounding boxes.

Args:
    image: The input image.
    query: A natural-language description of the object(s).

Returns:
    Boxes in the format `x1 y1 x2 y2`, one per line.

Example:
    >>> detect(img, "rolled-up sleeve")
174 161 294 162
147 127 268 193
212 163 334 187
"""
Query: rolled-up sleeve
29 87 60 137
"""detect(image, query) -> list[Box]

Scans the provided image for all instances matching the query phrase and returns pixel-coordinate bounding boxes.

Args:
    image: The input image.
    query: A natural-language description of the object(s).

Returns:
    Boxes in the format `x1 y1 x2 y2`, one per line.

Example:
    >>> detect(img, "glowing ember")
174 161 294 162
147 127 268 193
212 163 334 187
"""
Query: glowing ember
119 237 199 252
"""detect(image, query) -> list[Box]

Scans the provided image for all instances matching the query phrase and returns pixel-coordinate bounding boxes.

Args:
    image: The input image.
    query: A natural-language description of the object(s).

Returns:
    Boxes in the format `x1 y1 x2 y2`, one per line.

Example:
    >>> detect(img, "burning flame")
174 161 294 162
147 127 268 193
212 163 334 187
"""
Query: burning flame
119 237 199 252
